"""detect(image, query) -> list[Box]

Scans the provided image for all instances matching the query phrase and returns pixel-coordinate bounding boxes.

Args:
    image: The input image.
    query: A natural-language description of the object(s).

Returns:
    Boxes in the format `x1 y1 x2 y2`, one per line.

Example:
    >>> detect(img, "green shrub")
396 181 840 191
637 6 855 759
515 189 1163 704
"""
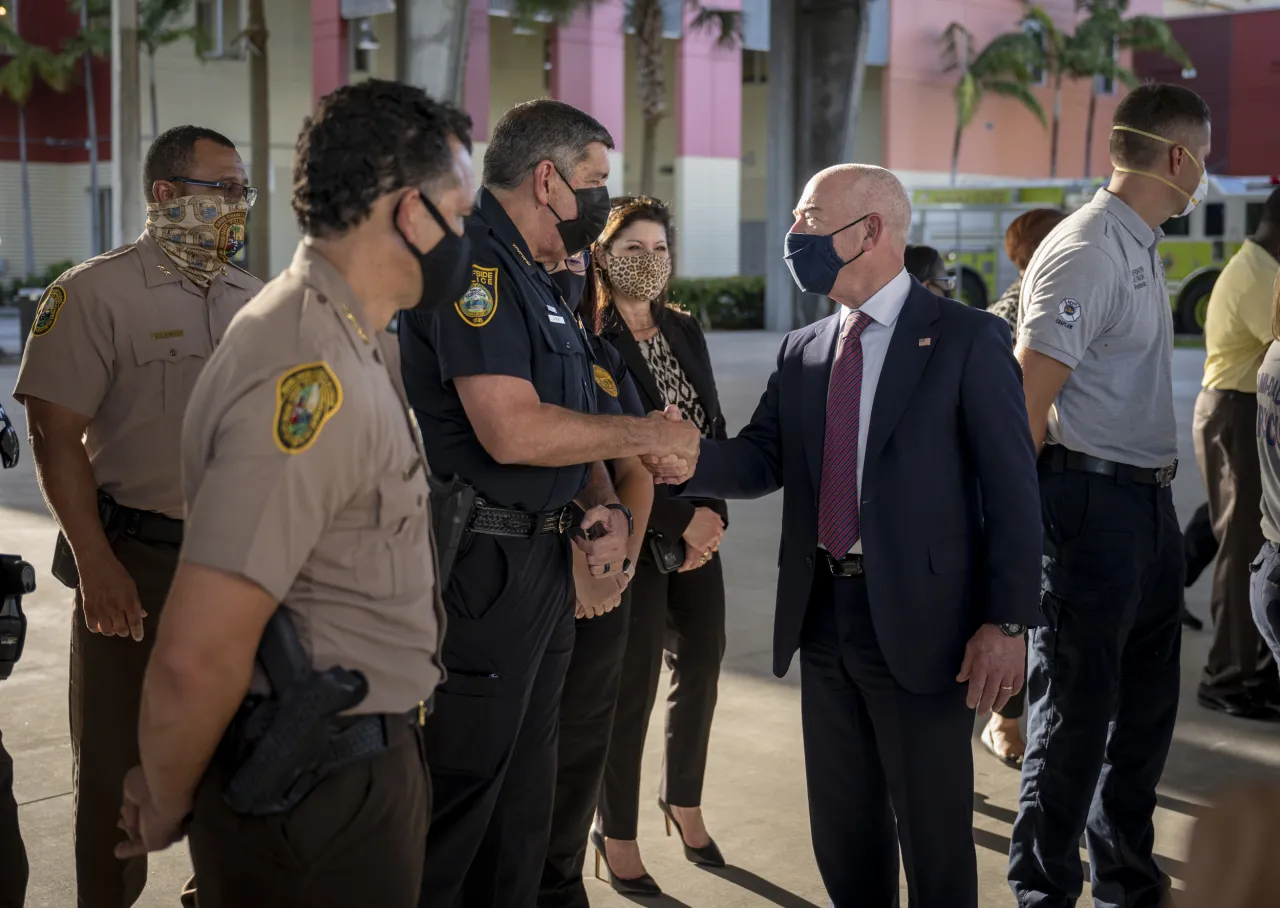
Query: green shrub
669 276 765 330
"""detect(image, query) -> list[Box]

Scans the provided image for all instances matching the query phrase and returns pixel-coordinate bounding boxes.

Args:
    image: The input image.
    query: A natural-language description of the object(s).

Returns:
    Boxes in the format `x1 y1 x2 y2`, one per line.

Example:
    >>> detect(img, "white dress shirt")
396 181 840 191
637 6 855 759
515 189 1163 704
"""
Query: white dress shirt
828 268 912 555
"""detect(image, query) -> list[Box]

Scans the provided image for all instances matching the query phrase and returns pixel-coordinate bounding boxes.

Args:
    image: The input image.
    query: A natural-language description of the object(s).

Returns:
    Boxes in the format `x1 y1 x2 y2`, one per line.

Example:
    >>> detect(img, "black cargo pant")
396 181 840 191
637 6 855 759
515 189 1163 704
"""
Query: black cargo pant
0 727 28 908
420 532 576 908
1010 469 1183 908
190 717 428 907
71 533 179 908
539 594 632 908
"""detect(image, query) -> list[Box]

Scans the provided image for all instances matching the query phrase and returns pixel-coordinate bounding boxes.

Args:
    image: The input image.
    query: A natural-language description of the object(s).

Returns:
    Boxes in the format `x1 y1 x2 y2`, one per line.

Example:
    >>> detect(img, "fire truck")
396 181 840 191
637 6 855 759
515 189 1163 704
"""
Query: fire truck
906 176 1279 333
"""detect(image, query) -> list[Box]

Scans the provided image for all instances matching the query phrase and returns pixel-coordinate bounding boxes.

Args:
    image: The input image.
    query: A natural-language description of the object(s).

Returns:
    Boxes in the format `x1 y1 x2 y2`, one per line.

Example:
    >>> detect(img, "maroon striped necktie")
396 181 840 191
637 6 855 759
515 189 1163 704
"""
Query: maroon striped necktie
818 312 871 556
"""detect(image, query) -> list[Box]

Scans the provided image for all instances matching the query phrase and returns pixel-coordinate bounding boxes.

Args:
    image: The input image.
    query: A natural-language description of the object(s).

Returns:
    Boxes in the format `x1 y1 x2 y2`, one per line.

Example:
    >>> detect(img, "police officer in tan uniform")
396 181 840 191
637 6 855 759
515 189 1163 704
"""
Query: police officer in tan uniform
13 125 260 908
114 81 475 908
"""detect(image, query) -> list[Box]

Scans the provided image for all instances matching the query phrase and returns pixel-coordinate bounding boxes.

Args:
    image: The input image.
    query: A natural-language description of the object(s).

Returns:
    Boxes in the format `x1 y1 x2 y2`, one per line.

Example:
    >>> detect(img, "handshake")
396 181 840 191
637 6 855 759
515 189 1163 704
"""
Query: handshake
640 405 701 485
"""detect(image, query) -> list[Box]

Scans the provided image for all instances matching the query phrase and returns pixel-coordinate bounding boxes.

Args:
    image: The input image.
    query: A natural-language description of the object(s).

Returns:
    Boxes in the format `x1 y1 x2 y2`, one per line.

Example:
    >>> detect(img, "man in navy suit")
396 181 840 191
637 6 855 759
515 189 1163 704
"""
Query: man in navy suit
662 165 1043 907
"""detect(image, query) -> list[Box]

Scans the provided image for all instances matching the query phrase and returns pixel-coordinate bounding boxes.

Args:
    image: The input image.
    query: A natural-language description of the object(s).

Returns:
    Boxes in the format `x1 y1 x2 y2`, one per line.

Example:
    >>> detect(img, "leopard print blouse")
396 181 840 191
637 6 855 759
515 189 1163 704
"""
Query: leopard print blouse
639 329 712 438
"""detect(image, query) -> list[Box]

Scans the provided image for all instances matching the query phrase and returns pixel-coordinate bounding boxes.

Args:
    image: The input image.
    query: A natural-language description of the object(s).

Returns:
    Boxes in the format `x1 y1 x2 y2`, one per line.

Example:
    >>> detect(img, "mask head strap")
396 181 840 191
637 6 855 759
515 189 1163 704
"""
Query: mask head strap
1110 125 1205 202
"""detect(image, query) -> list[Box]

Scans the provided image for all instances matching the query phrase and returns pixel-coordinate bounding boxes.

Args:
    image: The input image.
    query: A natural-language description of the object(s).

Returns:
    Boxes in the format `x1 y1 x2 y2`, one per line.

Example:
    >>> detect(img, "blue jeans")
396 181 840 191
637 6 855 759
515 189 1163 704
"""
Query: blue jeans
1249 541 1280 671
1009 470 1183 908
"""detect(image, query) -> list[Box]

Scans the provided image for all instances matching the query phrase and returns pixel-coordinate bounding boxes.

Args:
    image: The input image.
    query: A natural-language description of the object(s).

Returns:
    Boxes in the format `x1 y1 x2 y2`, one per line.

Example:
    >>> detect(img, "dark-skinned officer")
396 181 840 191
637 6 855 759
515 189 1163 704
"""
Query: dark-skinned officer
400 99 701 908
113 80 474 907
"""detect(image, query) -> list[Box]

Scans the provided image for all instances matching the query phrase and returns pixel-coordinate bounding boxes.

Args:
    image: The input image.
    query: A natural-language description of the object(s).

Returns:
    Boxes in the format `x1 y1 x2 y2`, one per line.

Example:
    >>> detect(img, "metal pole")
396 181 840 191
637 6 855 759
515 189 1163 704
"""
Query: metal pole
81 0 101 257
765 0 798 332
110 0 142 247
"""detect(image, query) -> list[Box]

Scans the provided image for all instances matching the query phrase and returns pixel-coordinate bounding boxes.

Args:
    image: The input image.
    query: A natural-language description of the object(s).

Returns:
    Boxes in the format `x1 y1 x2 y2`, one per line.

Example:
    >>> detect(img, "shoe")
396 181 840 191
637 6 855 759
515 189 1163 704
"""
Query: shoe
980 722 1024 769
1180 606 1204 631
589 828 662 897
658 798 726 868
1197 686 1280 721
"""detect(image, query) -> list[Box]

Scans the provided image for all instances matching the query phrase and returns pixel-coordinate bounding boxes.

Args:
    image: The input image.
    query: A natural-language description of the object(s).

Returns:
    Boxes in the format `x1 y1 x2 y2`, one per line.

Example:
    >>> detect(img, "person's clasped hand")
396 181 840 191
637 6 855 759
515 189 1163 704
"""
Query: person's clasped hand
679 507 723 572
572 547 628 619
575 504 630 577
642 406 700 485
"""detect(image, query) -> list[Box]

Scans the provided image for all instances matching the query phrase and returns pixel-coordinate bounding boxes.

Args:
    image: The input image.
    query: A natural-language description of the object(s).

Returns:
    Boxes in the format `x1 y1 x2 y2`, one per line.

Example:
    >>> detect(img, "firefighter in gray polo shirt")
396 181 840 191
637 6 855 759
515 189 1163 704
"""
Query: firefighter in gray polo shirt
1008 83 1211 908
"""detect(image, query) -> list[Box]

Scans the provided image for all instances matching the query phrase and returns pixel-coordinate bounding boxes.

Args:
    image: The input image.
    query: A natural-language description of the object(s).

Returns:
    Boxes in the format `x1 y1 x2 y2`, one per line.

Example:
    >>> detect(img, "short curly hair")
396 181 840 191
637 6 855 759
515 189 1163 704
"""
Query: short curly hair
1005 208 1066 272
292 79 472 238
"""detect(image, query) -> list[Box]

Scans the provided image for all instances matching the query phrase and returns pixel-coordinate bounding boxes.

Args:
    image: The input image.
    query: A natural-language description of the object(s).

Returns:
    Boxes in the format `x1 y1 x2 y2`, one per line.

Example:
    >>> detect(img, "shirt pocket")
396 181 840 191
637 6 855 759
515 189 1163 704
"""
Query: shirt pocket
368 471 431 599
533 313 592 413
130 330 209 414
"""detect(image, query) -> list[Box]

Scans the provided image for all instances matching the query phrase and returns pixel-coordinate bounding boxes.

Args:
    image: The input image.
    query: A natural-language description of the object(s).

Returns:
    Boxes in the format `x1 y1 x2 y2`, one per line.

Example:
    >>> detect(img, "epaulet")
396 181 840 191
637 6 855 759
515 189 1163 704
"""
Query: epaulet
53 242 138 287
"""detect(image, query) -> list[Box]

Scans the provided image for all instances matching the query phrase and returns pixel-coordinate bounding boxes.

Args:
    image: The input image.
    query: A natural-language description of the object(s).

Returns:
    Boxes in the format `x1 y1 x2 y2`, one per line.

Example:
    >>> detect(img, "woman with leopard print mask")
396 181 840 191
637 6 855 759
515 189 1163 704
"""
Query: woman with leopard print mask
578 196 731 898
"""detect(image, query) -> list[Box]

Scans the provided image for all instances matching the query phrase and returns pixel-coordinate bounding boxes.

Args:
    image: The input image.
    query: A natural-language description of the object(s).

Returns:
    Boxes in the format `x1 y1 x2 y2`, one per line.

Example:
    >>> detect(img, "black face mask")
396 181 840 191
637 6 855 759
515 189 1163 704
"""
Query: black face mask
549 166 610 256
549 268 587 311
397 192 472 312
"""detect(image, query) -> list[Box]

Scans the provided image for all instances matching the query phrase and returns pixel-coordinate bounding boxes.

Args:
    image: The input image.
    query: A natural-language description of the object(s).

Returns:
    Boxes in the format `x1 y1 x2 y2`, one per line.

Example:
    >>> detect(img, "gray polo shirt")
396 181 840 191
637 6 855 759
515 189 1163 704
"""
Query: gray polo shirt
1018 188 1176 468
1257 342 1280 544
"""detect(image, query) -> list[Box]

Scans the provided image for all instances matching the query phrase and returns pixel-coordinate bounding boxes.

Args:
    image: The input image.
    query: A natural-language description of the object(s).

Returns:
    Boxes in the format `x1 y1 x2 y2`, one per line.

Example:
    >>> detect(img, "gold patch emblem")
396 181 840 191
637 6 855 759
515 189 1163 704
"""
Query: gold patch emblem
456 265 498 327
593 364 618 398
152 329 185 340
273 362 343 454
31 285 67 337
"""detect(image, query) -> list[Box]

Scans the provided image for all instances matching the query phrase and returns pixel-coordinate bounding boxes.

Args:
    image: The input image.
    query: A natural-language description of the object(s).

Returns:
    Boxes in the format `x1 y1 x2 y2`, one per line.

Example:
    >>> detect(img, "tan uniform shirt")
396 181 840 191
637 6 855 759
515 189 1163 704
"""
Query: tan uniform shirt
13 231 261 518
180 243 445 714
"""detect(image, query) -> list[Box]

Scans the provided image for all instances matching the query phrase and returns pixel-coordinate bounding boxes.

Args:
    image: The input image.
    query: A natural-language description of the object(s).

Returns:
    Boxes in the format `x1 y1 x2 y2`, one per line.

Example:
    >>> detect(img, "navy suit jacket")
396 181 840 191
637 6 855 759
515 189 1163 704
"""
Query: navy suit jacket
682 281 1043 693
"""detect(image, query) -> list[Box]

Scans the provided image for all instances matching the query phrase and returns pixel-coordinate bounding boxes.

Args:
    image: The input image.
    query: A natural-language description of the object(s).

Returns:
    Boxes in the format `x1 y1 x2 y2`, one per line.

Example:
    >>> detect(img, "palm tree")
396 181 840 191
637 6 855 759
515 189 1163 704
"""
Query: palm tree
0 21 76 278
245 0 270 278
1020 5 1096 180
514 0 740 197
1074 0 1189 177
941 23 1046 186
67 0 110 257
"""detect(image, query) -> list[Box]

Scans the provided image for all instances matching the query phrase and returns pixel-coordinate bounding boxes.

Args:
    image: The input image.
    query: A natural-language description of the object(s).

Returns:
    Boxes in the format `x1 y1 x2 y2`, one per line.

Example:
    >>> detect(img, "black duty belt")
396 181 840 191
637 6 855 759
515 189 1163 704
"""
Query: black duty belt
823 551 864 577
1039 444 1177 488
115 504 184 546
469 502 575 538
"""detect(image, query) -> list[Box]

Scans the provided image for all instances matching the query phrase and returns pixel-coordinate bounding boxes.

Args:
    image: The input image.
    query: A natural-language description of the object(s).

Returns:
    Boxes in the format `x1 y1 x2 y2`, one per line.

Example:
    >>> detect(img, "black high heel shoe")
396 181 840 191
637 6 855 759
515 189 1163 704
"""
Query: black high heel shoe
589 827 662 897
658 798 726 868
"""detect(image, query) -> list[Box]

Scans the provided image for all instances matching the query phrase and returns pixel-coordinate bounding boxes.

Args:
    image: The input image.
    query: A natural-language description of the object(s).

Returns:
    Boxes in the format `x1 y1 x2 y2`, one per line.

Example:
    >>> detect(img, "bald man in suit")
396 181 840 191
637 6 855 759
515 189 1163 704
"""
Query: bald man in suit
668 165 1043 907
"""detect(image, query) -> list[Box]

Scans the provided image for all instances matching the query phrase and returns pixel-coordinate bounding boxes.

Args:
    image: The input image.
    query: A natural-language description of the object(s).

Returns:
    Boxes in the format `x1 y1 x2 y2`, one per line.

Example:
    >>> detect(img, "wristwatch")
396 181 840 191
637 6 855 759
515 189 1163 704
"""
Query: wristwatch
998 623 1027 637
605 502 634 537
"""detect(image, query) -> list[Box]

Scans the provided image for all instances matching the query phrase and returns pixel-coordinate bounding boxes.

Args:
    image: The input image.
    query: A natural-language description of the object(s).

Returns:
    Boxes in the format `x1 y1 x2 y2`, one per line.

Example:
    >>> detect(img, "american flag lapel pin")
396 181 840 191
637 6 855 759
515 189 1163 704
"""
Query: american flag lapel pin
918 337 932 347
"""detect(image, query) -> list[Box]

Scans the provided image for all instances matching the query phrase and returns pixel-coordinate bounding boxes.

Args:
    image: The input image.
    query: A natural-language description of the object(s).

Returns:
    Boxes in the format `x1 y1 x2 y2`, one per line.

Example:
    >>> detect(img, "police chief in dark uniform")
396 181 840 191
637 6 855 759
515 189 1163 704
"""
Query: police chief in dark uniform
399 99 701 908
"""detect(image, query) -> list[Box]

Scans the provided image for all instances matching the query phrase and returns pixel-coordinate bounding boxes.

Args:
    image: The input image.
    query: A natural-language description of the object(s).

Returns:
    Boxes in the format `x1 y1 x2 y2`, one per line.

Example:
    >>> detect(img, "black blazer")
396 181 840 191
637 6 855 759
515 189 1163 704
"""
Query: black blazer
681 281 1043 692
601 306 729 541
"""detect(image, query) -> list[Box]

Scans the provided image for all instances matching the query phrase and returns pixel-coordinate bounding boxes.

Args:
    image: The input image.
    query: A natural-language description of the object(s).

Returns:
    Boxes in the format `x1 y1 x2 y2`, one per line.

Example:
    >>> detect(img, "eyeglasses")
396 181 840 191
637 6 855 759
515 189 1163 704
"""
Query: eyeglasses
929 275 957 292
566 251 592 275
0 403 18 470
167 177 258 207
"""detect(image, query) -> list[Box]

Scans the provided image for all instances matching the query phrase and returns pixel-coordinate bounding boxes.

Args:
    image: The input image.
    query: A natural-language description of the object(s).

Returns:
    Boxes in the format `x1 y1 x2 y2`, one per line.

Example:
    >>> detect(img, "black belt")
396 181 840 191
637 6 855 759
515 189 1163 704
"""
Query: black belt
469 502 574 538
113 503 184 546
1039 444 1177 488
822 551 864 577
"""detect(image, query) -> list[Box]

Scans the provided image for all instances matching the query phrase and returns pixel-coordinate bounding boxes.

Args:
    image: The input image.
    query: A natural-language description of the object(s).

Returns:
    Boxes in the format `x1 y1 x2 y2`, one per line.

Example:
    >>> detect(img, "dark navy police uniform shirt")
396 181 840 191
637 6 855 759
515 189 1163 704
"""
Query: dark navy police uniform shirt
400 188 602 513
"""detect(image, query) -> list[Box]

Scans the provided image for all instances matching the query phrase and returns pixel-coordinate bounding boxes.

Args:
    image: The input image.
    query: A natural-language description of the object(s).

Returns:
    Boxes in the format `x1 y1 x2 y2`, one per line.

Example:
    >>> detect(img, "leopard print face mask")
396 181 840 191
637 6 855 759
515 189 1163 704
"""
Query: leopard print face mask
605 251 672 302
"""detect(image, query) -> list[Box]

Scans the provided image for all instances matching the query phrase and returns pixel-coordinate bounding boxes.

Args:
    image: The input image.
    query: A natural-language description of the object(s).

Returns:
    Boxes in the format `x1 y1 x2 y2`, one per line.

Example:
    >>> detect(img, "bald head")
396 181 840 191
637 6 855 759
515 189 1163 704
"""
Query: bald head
788 164 913 308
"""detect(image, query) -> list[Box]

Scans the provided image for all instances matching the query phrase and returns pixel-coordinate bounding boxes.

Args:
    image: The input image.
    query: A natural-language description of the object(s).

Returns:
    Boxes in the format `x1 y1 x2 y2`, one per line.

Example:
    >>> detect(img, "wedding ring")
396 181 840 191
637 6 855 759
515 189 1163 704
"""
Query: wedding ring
999 685 1014 690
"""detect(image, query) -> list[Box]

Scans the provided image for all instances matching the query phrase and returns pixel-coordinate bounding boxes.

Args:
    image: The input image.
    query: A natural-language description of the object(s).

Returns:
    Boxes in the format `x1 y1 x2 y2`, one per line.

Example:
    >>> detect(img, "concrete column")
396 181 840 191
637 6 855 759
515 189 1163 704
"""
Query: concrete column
549 1 626 196
311 0 348 106
674 1 742 279
111 0 143 247
465 0 491 164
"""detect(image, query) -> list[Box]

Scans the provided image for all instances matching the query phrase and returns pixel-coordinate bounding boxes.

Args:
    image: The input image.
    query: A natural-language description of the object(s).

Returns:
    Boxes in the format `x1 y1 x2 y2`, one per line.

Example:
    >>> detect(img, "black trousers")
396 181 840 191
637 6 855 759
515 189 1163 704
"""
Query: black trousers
539 595 632 908
800 567 977 908
190 719 427 907
419 532 576 908
598 554 725 840
1010 470 1183 908
0 727 28 908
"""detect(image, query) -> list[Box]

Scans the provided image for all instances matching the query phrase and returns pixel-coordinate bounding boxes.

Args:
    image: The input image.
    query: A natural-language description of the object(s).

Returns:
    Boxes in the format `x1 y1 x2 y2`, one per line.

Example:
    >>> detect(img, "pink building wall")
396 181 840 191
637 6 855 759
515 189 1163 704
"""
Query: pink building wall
882 0 1163 179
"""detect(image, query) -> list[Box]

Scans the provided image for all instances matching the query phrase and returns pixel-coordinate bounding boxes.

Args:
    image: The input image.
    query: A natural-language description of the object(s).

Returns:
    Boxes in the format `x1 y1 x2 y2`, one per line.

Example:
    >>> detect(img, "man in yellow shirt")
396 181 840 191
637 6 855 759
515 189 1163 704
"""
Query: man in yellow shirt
1193 187 1280 719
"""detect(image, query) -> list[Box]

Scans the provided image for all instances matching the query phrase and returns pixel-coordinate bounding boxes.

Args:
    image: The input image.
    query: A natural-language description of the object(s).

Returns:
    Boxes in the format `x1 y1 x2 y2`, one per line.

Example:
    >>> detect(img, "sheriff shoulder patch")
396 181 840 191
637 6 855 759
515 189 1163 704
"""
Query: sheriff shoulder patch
593 364 618 398
31 285 67 338
456 265 498 327
274 362 343 454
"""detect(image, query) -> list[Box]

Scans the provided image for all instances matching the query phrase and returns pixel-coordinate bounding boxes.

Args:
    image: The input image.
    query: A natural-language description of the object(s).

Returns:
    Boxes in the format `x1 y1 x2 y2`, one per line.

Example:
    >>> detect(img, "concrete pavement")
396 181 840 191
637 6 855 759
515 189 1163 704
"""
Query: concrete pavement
1 335 1278 907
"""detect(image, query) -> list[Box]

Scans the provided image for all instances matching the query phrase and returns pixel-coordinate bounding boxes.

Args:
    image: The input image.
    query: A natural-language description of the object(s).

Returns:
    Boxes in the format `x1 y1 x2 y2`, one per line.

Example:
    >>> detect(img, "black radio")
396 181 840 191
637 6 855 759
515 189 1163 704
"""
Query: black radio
0 556 33 681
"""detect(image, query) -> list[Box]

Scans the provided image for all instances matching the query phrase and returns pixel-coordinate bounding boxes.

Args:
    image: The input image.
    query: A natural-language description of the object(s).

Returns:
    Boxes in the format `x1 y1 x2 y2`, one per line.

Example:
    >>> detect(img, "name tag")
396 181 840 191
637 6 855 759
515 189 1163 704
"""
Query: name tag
548 314 566 325
151 329 184 340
